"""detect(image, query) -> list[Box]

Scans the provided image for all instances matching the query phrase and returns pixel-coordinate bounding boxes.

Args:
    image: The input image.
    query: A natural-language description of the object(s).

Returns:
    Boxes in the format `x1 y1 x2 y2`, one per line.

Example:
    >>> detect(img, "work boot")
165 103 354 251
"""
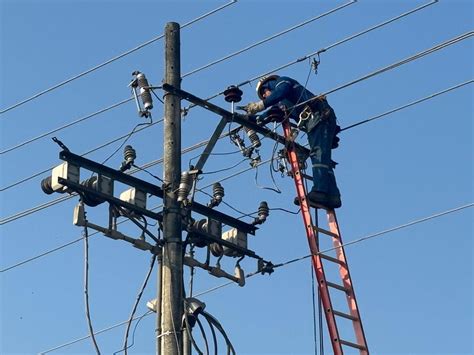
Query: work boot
293 191 342 210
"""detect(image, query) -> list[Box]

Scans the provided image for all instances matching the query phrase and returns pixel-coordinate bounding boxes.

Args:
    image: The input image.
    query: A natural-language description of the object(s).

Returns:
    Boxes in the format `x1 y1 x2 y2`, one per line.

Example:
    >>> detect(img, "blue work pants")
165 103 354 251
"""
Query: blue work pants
306 109 340 197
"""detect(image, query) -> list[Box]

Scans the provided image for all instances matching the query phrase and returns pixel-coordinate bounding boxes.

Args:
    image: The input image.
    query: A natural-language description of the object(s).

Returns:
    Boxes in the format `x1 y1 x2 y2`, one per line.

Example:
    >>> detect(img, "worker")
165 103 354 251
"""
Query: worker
242 75 341 209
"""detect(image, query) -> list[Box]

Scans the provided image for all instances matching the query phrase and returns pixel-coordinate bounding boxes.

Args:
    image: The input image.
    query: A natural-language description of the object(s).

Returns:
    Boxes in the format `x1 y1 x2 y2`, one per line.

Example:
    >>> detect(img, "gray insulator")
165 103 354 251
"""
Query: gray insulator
40 176 54 194
244 127 261 148
177 171 193 202
137 73 153 110
80 176 103 207
212 182 224 203
258 201 269 220
123 145 136 165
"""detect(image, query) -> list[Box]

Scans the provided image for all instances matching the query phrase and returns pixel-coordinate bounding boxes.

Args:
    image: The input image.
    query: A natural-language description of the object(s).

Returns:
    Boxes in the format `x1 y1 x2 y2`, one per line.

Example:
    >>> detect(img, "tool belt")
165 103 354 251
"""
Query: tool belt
298 96 341 149
297 95 332 129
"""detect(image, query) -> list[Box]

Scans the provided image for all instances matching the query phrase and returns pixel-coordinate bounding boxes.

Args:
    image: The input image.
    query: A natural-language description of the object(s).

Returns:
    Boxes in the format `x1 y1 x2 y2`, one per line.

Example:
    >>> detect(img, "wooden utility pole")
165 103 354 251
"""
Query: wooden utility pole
160 21 183 355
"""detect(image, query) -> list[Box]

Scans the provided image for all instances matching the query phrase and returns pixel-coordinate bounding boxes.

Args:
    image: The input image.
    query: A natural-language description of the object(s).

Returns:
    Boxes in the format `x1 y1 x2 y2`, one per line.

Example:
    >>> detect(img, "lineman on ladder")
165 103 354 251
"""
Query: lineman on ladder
242 75 341 209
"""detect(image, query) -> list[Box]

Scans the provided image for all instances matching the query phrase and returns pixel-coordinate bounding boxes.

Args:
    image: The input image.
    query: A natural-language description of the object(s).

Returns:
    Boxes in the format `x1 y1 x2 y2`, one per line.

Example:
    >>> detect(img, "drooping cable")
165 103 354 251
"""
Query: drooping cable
195 317 210 355
184 311 204 355
119 254 156 355
0 0 237 115
201 311 236 355
82 209 101 355
204 313 219 355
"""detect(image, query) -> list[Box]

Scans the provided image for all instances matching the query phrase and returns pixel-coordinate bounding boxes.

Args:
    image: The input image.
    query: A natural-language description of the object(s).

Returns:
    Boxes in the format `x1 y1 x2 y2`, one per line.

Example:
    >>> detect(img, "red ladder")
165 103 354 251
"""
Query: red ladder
282 120 369 354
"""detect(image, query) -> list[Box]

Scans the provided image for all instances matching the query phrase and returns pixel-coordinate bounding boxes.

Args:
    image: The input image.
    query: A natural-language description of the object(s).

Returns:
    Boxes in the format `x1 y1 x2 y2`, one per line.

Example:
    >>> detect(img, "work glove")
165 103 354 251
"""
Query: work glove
243 100 265 115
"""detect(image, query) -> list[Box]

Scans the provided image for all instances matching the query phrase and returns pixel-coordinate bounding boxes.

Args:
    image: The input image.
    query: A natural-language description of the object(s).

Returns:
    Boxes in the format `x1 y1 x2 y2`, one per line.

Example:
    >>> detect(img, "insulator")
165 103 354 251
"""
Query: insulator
210 182 224 207
258 201 269 220
267 106 285 123
177 171 193 202
210 243 224 257
123 145 136 165
244 127 261 148
223 85 243 103
80 176 103 207
40 176 54 195
136 72 153 110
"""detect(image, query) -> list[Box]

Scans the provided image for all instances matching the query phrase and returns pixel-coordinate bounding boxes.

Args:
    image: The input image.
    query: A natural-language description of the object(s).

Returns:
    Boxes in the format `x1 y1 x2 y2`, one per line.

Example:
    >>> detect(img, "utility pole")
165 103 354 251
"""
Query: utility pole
160 22 183 355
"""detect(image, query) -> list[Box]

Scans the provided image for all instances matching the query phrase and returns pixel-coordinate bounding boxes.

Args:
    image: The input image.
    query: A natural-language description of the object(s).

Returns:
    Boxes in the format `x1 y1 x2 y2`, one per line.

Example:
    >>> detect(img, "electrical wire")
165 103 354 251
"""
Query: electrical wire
0 0 237 116
0 118 163 193
0 97 134 155
291 31 474 112
38 311 154 354
205 315 219 355
201 311 236 355
4 32 468 197
82 216 101 355
101 121 152 166
1 70 470 256
340 79 474 131
0 1 353 157
184 312 204 355
183 0 439 111
0 68 469 265
200 158 248 175
273 202 474 269
195 317 210 355
120 254 156 355
116 310 151 354
181 1 356 78
36 202 473 354
310 264 318 355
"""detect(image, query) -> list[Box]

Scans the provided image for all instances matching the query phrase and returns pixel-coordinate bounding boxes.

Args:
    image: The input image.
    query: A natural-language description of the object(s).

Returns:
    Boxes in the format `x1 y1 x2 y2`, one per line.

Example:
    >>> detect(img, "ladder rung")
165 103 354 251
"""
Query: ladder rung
326 281 351 293
313 226 339 238
319 253 346 265
339 339 367 350
302 173 313 180
333 310 358 321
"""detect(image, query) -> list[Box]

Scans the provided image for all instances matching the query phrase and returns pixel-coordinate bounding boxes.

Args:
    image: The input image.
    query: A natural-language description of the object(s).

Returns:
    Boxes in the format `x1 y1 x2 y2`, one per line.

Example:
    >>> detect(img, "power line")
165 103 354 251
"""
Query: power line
2 76 469 272
0 0 439 191
1 68 471 226
181 1 356 78
0 157 272 271
38 311 154 354
294 30 474 109
273 203 474 269
183 0 439 109
0 119 163 193
0 2 353 158
0 97 134 155
341 79 474 131
0 0 237 116
37 201 473 353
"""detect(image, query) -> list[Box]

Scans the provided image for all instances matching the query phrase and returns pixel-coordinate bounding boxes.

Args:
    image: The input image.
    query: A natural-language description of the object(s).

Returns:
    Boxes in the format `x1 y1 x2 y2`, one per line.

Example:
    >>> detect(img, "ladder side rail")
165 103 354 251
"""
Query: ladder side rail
282 120 343 355
328 212 369 354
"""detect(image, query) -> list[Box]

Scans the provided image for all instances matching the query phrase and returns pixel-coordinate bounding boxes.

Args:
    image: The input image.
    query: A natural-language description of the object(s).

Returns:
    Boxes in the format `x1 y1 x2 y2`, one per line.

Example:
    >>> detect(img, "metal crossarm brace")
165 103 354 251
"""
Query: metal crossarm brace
161 84 310 156
59 150 257 234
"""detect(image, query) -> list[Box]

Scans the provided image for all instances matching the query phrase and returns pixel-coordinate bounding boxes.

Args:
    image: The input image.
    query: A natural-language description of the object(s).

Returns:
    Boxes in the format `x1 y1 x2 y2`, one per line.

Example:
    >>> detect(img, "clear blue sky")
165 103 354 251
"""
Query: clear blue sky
1 0 473 354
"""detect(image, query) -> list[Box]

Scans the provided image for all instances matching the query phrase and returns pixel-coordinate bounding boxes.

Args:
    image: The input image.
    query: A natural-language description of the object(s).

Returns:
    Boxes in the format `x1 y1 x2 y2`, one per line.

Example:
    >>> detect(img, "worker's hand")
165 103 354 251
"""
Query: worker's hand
243 101 265 115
